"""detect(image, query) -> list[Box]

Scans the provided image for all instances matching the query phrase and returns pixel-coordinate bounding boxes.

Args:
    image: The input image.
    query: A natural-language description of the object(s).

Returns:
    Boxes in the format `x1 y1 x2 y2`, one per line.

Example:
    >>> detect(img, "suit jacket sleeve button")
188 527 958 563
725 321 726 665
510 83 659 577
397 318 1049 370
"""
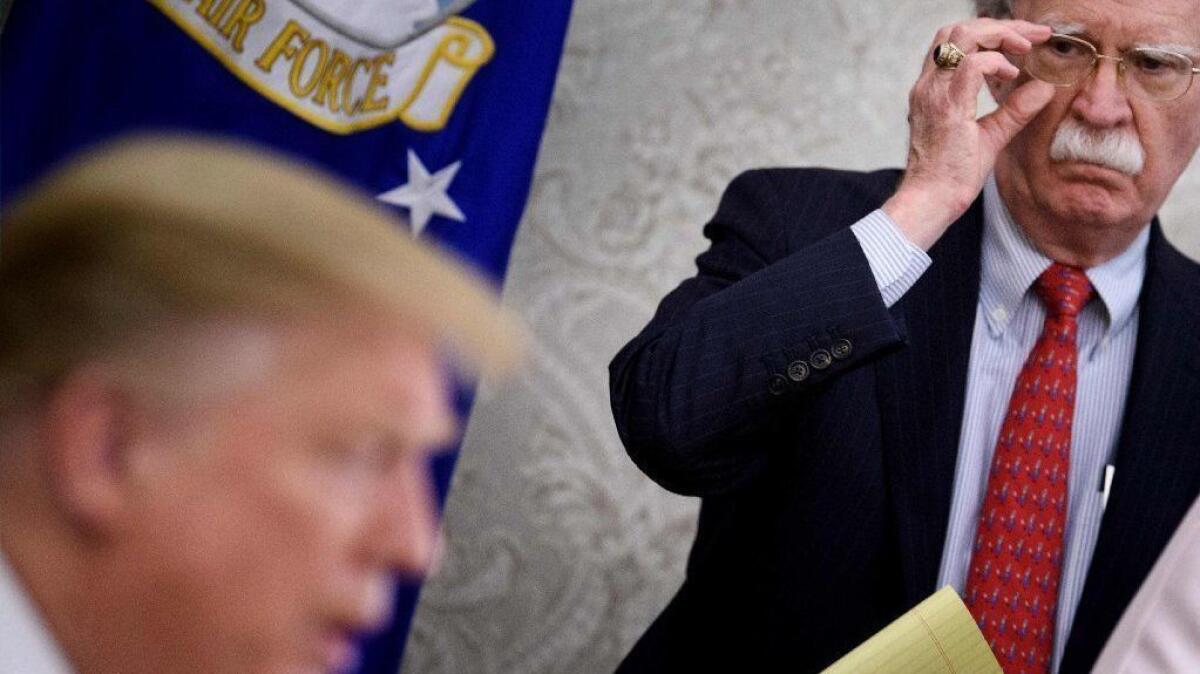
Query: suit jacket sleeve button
810 349 833 370
787 360 810 382
768 374 789 396
832 338 853 359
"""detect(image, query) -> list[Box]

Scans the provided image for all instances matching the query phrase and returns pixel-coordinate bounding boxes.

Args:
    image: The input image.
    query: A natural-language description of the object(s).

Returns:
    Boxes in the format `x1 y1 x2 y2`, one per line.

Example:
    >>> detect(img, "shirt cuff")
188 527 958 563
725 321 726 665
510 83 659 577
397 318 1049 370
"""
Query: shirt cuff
850 209 932 307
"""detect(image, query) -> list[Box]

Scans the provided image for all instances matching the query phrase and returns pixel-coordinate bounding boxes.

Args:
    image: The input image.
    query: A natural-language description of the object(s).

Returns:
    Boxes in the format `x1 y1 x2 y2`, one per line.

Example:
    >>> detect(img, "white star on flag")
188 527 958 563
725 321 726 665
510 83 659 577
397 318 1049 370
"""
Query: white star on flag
377 149 466 236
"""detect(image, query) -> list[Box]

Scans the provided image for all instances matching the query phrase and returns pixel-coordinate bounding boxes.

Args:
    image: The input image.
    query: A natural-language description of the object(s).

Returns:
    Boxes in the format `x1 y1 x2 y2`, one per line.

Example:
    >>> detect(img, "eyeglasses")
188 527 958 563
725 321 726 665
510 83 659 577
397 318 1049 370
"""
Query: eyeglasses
1022 33 1200 101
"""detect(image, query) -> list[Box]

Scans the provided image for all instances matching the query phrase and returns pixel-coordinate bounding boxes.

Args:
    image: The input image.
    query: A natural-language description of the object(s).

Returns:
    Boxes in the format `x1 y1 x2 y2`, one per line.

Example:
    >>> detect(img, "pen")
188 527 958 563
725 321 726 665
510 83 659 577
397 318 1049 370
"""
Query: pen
1099 464 1116 509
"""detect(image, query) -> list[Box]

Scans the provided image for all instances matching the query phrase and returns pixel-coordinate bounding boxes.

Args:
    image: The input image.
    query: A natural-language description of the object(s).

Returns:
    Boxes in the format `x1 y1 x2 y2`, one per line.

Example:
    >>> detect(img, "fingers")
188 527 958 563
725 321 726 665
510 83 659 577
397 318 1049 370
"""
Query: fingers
932 18 1051 52
914 48 1022 121
918 18 1042 115
979 79 1057 153
924 18 1051 76
894 19 1058 238
948 51 1021 102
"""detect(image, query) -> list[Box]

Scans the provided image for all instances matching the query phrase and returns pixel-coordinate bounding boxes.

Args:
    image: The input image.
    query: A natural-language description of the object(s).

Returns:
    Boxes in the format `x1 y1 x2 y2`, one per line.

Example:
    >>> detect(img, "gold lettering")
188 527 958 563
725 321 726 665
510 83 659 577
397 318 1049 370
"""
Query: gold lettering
254 20 308 74
314 50 353 112
240 15 410 121
362 52 395 113
342 59 370 115
218 0 265 53
289 39 329 98
202 0 236 24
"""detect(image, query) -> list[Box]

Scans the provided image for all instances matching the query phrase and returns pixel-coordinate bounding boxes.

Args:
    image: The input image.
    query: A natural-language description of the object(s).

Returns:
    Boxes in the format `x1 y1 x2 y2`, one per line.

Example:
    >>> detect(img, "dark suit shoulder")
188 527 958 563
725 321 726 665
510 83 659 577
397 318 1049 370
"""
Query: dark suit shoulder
736 166 903 204
1151 223 1200 317
709 167 903 255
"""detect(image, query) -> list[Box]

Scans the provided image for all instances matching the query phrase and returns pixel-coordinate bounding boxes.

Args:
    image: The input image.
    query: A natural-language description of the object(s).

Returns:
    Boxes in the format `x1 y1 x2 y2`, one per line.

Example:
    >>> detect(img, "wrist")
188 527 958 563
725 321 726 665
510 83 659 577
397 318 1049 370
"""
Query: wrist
881 184 964 251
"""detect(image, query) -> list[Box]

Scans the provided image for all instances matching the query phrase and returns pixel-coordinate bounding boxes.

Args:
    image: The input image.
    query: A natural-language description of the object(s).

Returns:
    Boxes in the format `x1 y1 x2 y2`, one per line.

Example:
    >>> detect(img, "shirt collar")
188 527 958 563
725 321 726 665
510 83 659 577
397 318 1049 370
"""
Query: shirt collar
0 547 75 674
979 174 1149 338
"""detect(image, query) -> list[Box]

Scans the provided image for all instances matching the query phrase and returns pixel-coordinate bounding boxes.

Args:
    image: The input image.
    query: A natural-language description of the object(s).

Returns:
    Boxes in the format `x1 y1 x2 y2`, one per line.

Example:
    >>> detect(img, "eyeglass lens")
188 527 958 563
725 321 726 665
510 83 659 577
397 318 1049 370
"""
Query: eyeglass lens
1022 34 1195 101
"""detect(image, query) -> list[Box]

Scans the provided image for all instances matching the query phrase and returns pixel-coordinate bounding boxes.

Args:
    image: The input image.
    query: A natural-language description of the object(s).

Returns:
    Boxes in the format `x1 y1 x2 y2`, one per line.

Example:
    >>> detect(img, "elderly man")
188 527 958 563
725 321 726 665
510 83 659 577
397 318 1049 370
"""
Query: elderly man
609 0 1200 672
0 137 521 674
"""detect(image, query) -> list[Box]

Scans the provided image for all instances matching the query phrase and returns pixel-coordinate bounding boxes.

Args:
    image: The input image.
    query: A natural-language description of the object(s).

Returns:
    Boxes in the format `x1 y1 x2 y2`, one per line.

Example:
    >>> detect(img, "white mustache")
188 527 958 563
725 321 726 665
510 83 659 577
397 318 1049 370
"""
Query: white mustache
1049 118 1145 176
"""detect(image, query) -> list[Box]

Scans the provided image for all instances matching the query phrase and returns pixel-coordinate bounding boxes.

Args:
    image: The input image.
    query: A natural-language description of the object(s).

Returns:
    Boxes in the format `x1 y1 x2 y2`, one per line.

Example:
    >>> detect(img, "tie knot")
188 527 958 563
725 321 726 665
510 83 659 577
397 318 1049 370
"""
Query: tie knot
1035 263 1093 318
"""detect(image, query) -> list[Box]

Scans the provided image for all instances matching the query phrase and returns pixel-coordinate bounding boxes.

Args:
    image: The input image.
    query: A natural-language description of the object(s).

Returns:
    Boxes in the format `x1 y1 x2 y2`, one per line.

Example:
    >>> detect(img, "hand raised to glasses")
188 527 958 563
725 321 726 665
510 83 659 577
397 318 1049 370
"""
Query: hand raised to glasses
883 18 1057 250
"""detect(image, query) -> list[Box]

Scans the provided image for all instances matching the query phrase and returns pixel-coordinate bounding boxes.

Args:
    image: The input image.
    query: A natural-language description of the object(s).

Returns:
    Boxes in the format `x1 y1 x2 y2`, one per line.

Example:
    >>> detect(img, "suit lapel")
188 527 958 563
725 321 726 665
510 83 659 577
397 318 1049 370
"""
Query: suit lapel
1059 223 1200 673
875 199 984 608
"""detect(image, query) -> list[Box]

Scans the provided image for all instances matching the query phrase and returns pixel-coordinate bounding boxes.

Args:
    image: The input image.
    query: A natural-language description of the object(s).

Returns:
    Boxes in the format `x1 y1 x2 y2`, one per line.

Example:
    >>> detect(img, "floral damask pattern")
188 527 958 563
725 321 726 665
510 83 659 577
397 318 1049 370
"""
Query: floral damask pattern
404 1 1200 672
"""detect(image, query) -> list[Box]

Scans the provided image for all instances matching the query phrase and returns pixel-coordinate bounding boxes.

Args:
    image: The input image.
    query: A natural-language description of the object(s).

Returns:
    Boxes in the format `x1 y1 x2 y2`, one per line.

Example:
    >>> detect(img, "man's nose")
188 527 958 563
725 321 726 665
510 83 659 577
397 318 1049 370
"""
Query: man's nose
1070 57 1134 128
374 458 439 578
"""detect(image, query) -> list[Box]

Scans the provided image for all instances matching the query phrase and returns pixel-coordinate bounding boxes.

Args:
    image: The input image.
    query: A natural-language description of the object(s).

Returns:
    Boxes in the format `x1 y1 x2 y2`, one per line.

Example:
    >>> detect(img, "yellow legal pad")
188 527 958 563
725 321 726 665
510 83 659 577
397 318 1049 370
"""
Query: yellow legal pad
821 587 1002 674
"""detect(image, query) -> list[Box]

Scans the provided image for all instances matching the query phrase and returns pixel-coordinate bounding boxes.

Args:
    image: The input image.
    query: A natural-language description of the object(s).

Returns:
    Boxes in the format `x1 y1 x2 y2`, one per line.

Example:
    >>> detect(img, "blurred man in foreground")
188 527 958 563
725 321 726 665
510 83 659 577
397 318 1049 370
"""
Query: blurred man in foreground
0 136 522 674
1092 492 1200 672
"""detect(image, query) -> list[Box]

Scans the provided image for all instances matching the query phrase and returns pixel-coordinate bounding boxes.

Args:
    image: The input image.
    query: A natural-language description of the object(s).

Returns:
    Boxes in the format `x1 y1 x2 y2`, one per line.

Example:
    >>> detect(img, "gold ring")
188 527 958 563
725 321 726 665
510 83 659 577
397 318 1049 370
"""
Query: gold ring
933 42 966 70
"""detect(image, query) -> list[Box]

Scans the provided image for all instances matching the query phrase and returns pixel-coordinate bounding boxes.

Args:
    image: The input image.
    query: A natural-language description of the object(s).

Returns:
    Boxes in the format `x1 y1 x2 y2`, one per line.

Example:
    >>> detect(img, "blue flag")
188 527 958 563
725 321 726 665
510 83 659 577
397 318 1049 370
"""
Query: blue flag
1 0 572 670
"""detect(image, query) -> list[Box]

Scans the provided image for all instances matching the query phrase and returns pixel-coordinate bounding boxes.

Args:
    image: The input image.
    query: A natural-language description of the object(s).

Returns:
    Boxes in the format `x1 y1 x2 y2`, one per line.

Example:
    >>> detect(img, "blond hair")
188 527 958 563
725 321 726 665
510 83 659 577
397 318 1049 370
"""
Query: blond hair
0 135 523 410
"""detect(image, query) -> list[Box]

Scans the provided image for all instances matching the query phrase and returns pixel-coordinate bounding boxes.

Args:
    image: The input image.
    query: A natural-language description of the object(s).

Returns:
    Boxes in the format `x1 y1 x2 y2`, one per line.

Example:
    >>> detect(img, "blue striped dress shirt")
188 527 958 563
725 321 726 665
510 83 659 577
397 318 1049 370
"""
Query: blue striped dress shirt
850 175 1149 672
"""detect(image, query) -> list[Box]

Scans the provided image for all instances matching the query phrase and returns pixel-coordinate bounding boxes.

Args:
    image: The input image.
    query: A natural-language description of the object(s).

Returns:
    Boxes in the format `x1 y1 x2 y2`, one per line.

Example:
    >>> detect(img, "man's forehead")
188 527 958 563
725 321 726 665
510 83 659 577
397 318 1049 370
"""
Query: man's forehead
1017 0 1200 43
272 319 457 447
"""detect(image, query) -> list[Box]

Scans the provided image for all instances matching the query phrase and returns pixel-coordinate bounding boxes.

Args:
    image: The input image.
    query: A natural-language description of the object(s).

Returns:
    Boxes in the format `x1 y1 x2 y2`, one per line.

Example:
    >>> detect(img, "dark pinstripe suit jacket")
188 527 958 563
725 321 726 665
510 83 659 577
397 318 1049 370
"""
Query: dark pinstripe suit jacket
608 168 1200 673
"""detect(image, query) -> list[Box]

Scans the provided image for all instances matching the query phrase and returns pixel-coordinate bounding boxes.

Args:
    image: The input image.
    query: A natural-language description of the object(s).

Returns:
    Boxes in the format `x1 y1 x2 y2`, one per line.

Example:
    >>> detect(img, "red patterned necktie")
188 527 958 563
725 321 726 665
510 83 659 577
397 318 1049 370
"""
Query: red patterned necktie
964 263 1093 674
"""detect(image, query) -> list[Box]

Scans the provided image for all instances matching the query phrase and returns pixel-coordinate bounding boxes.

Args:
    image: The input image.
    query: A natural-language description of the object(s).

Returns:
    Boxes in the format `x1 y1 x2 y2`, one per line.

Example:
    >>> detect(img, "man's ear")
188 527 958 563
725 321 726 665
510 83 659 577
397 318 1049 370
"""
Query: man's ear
39 369 141 537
